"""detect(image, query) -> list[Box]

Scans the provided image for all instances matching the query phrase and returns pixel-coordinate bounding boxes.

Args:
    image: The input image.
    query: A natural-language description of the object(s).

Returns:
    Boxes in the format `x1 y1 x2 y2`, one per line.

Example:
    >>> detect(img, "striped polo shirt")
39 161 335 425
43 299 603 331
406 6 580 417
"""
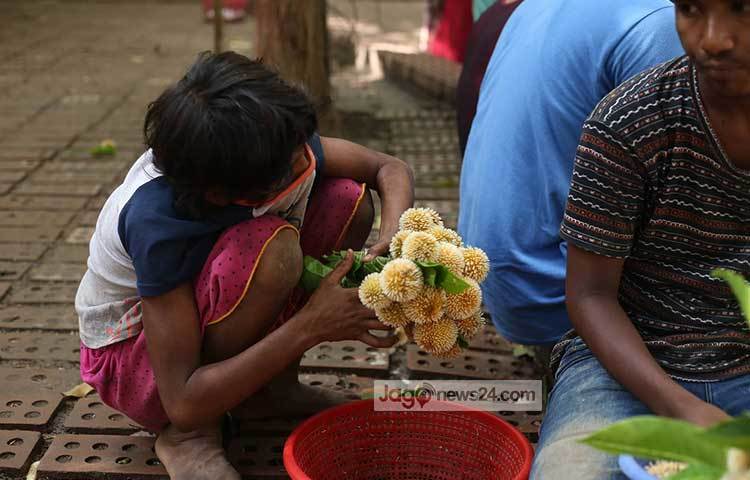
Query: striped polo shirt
558 56 750 382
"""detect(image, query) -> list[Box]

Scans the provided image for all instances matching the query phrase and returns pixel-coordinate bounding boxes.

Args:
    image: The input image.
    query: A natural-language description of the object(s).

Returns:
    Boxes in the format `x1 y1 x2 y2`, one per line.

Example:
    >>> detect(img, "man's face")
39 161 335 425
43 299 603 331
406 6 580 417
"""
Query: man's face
675 0 750 97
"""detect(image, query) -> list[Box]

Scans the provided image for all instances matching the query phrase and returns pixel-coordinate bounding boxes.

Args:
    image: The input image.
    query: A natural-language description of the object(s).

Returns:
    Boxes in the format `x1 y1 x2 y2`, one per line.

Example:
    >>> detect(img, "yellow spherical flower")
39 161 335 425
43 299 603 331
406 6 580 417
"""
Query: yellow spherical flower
434 342 462 359
414 318 458 354
401 286 445 324
462 247 490 283
389 230 411 258
444 279 482 320
379 258 423 302
429 225 463 247
358 273 392 310
455 311 485 339
436 242 465 275
399 207 444 232
401 231 439 263
375 303 410 328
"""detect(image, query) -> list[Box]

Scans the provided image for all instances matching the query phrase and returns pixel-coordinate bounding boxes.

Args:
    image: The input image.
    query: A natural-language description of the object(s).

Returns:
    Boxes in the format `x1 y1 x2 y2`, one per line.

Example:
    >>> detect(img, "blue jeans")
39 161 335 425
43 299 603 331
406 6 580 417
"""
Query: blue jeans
531 337 750 479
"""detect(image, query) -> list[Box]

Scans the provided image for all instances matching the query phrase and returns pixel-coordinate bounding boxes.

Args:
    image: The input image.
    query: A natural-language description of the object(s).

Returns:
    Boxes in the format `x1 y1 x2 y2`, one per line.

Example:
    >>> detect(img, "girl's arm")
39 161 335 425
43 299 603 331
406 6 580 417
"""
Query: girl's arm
566 244 729 427
320 137 414 260
142 251 392 432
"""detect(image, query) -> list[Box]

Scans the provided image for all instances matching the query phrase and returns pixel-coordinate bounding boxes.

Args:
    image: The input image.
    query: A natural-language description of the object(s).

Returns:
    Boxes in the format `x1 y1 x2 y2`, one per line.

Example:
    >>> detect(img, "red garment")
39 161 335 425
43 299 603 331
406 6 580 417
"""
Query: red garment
201 0 248 13
427 0 473 63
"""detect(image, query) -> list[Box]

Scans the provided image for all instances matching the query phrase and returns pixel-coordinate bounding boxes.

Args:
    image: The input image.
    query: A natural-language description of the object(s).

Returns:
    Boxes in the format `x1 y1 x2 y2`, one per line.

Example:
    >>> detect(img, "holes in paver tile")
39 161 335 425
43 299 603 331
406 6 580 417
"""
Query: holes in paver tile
0 412 11 418
121 444 137 452
365 356 376 363
56 455 72 463
108 414 124 421
8 338 19 344
316 354 330 360
115 457 132 464
417 359 428 365
30 287 41 292
88 402 103 409
465 365 477 372
242 445 257 454
25 347 38 353
366 347 377 352
31 375 46 382
342 346 355 352
417 350 427 356
342 356 354 361
32 400 48 407
308 381 323 386
6 438 23 446
84 456 101 464
64 442 80 449
146 458 161 466
73 348 80 354
489 368 498 375
318 345 332 352
24 411 40 418
0 452 15 460
440 362 454 369
92 443 108 450
463 356 474 361
6 400 22 407
82 413 95 420
487 358 499 365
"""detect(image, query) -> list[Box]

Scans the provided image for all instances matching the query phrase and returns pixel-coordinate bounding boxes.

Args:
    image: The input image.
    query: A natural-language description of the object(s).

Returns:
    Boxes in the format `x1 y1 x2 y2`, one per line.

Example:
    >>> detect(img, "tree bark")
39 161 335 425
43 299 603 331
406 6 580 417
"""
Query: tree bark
254 0 331 108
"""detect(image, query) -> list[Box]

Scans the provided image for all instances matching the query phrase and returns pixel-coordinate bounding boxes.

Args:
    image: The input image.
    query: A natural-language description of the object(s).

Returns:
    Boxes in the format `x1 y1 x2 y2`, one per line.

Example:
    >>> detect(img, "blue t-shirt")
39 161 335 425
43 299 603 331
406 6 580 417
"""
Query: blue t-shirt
458 0 684 345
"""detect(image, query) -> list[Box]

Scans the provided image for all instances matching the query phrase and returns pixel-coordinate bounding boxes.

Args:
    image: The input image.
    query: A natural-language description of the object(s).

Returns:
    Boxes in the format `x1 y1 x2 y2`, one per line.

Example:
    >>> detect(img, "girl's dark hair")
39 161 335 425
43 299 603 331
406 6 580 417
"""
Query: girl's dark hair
144 51 317 217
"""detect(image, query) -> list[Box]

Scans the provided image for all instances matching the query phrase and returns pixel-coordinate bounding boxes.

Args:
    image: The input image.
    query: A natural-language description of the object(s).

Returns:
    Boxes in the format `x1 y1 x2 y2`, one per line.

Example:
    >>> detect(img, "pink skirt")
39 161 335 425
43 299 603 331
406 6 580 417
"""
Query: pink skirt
80 178 367 432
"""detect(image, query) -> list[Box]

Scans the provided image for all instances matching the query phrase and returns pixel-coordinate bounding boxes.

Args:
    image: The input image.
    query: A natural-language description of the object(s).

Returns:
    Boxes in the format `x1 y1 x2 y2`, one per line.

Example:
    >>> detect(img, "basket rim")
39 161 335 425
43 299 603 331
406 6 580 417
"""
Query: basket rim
282 398 534 480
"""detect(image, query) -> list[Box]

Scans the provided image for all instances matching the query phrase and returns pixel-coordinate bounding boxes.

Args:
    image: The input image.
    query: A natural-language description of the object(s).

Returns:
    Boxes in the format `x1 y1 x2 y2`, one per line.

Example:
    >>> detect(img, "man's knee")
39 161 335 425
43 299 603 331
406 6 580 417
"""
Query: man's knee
531 433 620 480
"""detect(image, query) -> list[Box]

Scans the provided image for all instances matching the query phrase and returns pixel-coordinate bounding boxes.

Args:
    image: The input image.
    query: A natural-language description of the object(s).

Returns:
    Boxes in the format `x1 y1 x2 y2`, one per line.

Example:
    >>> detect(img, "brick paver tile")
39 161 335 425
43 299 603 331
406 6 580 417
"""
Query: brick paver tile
28 263 86 282
65 393 142 434
406 344 537 380
13 183 101 197
0 226 61 243
0 261 31 281
0 331 79 362
0 430 41 472
0 305 77 330
0 366 81 393
37 434 167 478
7 283 78 304
42 244 88 263
0 392 63 429
0 243 48 261
301 341 390 376
0 195 87 211
0 210 75 227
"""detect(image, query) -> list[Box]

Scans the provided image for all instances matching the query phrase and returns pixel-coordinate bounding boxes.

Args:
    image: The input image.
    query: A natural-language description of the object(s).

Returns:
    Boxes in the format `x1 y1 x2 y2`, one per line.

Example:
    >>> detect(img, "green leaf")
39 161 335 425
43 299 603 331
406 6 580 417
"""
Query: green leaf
457 336 469 349
581 416 727 468
711 269 750 323
666 464 723 480
362 256 389 276
704 414 750 450
415 261 471 294
299 256 333 292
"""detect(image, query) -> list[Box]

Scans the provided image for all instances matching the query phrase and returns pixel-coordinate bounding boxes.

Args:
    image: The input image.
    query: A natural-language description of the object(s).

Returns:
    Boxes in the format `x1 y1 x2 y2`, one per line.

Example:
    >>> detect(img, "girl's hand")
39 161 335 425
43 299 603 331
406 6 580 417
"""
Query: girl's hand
299 250 398 348
363 229 398 261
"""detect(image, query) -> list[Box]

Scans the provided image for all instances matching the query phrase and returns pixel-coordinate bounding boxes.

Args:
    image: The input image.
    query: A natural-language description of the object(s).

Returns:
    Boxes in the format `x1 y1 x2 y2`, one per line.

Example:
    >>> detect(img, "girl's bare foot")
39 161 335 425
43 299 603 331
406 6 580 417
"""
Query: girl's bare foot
155 423 240 480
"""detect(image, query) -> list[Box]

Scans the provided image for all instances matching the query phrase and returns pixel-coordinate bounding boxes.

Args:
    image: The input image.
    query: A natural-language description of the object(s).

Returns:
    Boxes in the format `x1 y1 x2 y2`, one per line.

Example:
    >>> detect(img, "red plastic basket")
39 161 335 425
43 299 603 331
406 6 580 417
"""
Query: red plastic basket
283 399 533 480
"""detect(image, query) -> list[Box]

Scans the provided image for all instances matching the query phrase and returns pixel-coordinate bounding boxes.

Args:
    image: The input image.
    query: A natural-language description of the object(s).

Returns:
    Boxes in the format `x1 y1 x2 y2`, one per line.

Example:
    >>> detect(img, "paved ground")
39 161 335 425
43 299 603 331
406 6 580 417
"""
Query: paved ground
0 2 540 478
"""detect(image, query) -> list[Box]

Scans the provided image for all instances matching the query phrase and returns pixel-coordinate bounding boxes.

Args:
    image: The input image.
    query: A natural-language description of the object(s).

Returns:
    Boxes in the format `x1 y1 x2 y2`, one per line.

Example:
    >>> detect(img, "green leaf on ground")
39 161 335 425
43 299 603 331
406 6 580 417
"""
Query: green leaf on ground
581 416 727 468
90 139 117 156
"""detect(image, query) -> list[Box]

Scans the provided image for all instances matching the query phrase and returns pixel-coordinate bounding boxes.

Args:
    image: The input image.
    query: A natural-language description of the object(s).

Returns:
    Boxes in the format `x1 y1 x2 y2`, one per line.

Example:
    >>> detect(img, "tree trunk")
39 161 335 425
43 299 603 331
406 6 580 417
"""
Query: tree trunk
254 0 331 109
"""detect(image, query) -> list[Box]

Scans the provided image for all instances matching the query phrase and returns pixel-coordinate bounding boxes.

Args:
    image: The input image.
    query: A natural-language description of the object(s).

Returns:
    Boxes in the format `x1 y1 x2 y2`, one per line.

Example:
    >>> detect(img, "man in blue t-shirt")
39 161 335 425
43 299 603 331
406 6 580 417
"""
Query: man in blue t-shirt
458 0 684 350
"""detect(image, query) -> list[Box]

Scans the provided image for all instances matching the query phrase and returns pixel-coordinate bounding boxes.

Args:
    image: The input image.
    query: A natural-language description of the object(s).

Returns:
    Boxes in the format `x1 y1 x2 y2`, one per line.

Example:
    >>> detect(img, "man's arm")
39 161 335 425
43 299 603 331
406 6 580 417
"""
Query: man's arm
320 137 414 260
567 244 729 427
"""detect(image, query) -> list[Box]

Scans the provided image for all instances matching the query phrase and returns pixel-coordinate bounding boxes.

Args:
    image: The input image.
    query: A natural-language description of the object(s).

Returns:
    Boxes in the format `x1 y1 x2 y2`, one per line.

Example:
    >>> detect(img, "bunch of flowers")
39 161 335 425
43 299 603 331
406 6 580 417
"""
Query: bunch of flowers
300 208 490 357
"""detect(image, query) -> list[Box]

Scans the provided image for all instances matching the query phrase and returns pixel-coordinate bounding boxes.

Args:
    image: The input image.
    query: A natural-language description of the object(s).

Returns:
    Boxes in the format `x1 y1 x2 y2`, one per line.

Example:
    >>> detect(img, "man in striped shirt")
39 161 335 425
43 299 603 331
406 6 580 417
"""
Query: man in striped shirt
532 0 750 478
